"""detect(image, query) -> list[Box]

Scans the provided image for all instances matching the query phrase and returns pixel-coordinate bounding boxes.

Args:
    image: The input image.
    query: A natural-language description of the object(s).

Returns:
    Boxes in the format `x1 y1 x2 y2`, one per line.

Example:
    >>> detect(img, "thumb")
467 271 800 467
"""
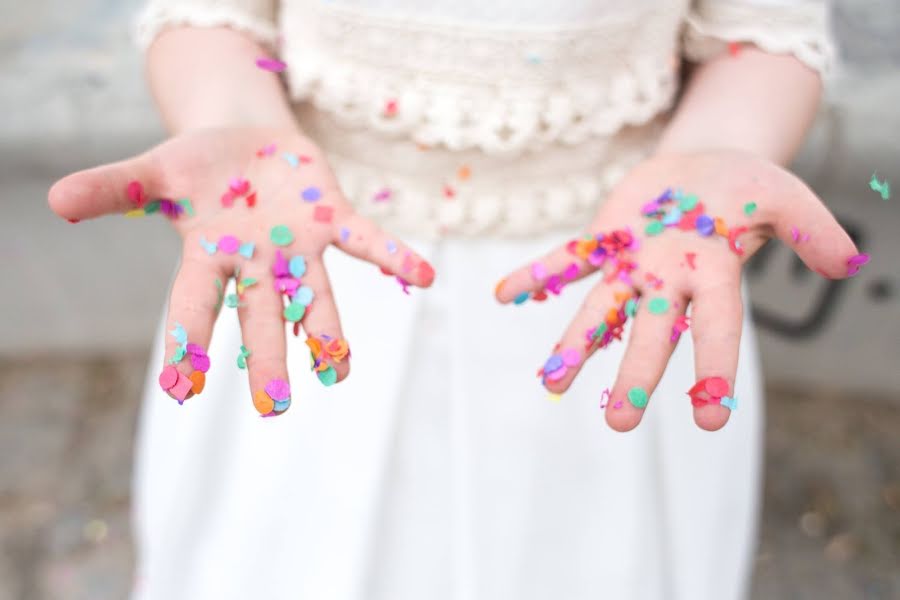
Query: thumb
48 151 162 222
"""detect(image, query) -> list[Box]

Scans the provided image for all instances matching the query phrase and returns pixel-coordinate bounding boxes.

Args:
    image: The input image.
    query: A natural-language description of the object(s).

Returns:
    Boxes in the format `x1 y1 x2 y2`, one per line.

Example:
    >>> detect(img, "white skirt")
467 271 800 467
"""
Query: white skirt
131 234 764 600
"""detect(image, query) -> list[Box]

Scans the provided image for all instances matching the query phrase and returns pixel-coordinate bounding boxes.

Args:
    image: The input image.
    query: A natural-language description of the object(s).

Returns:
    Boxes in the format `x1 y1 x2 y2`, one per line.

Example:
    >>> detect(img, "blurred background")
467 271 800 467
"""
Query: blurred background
0 1 898 598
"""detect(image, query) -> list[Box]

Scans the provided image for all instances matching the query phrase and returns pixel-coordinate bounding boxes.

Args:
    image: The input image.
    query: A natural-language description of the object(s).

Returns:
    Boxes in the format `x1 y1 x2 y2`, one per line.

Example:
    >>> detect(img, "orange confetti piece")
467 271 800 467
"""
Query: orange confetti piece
325 339 349 362
189 371 206 395
457 165 471 180
253 390 275 415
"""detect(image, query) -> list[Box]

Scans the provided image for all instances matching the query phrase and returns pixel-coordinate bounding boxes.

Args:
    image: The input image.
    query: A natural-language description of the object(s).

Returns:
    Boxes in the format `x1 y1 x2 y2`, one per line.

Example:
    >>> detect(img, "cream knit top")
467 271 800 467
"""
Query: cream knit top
136 0 835 237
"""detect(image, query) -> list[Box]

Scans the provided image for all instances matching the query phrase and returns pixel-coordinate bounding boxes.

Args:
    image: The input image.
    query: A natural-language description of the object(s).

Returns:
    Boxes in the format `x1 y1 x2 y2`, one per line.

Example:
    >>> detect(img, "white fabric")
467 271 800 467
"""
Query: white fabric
132 238 764 600
134 0 835 237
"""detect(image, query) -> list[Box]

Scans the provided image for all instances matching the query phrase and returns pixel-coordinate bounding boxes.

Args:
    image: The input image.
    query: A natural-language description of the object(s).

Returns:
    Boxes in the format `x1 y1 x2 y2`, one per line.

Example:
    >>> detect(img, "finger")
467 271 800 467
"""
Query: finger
295 256 351 386
48 152 162 222
605 291 688 433
687 279 742 431
158 254 226 404
753 174 862 279
538 280 636 395
333 212 435 288
236 261 292 417
495 229 637 304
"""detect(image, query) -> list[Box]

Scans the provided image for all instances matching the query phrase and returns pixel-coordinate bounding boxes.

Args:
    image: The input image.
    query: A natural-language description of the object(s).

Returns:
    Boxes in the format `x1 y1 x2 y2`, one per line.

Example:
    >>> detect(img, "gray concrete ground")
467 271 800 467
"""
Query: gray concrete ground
1 0 898 599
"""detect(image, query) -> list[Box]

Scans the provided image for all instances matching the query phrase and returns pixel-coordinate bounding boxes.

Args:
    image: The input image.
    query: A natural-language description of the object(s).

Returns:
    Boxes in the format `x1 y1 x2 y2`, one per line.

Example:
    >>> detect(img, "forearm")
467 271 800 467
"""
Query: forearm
656 47 822 165
146 27 299 135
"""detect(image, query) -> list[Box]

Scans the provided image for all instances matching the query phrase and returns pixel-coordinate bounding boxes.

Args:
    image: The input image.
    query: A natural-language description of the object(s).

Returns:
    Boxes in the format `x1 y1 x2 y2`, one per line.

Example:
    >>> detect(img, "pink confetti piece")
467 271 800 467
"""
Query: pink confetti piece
685 252 697 270
613 401 623 409
256 143 277 157
170 372 194 402
218 235 240 254
190 353 210 373
158 366 178 391
531 262 547 281
313 205 334 223
126 181 146 208
265 378 291 401
563 263 580 280
561 348 581 367
256 57 286 72
847 253 871 276
600 388 611 408
372 188 393 202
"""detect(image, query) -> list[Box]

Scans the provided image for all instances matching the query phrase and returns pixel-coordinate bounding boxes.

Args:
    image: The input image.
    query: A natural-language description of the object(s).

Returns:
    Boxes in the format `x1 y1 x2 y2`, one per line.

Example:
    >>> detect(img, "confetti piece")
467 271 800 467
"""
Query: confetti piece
224 293 241 308
170 323 188 345
720 396 738 410
600 388 611 408
846 253 870 276
158 366 178 391
457 165 471 180
386 240 398 254
372 188 392 203
645 221 665 236
265 379 291 401
627 387 649 408
678 194 698 212
561 348 582 367
301 187 322 202
234 242 253 259
625 298 638 317
289 256 307 278
513 292 529 305
547 392 562 403
190 352 210 374
531 262 547 281
256 57 286 72
687 377 730 407
869 173 890 200
313 205 334 223
177 198 195 216
743 202 757 216
613 401 623 409
200 237 218 255
253 390 275 415
728 41 741 56
256 143 277 157
293 286 314 305
245 192 257 207
126 181 146 208
685 252 696 270
170 346 186 364
340 227 351 242
317 366 338 386
647 297 670 314
218 235 240 254
282 152 300 168
383 99 399 117
270 225 294 246
237 345 251 369
696 215 715 236
169 372 194 403
284 302 306 322
671 315 690 342
189 371 206 394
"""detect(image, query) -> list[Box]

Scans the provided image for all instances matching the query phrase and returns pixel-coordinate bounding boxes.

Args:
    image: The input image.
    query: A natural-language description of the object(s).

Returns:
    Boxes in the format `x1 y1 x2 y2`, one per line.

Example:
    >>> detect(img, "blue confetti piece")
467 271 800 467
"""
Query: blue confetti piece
720 396 738 411
169 323 188 344
293 285 314 306
289 256 307 278
238 242 255 259
282 152 300 168
513 292 529 305
273 399 291 412
301 186 322 202
340 227 350 243
662 207 683 226
386 240 397 254
199 237 218 255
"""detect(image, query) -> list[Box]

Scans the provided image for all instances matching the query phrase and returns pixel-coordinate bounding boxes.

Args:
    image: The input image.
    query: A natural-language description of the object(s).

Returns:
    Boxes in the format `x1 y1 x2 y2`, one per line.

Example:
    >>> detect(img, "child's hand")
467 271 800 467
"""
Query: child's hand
495 150 864 432
49 128 435 415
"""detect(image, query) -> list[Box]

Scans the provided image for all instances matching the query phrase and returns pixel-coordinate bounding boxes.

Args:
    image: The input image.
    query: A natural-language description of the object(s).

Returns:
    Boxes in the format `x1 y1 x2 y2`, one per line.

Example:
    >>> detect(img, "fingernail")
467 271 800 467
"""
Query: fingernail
687 377 730 407
538 348 581 383
307 335 350 386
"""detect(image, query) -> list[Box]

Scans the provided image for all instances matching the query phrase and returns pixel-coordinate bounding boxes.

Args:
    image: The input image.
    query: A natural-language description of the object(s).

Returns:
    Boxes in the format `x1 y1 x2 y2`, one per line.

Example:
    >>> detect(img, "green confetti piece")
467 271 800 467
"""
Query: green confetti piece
317 365 337 387
627 386 649 408
177 198 195 216
214 278 224 311
240 278 258 290
678 194 698 211
270 224 295 246
237 345 251 369
143 200 161 214
170 345 186 364
625 298 638 317
283 302 306 322
224 293 240 308
592 322 608 339
869 173 890 200
648 297 670 314
743 202 757 216
645 221 665 236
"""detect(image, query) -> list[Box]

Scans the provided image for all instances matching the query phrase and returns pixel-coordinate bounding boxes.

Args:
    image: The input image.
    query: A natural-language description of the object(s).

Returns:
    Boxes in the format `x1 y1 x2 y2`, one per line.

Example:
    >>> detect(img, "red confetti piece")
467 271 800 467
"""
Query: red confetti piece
384 99 399 117
313 205 334 223
245 192 257 208
685 252 697 270
728 41 741 56
126 180 146 208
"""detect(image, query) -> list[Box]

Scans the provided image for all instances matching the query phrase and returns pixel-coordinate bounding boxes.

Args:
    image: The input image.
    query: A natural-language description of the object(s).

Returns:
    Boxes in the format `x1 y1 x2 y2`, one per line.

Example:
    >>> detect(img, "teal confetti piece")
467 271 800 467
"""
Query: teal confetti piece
170 323 187 344
721 396 738 411
143 200 161 214
293 286 314 306
177 198 195 216
200 237 218 255
238 242 255 259
743 201 757 216
224 293 241 308
282 152 300 168
869 173 890 200
289 256 306 278
513 292 529 305
237 345 251 369
625 298 638 317
317 365 337 387
214 278 224 312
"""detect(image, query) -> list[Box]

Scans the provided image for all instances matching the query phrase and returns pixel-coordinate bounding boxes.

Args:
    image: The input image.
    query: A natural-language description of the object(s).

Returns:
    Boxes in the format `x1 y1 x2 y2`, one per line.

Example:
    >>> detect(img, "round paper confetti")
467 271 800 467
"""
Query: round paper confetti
561 348 581 367
743 202 757 216
647 297 670 314
265 378 291 401
284 302 306 322
317 366 337 386
158 366 178 390
645 221 665 236
627 386 649 408
679 195 698 211
218 235 240 254
189 371 206 394
270 225 294 246
293 286 314 306
289 256 306 278
704 377 730 397
253 390 275 415
301 187 321 202
695 215 715 236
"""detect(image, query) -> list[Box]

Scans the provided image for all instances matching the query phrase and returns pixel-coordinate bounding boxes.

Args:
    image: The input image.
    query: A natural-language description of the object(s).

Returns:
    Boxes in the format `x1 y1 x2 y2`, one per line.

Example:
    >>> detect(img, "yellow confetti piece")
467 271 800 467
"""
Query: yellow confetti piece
124 209 145 218
547 392 562 403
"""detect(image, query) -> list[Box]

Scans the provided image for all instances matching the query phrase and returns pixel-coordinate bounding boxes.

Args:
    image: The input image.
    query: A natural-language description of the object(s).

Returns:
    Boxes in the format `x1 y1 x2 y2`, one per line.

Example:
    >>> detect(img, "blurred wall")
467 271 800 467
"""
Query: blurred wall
1 0 898 395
